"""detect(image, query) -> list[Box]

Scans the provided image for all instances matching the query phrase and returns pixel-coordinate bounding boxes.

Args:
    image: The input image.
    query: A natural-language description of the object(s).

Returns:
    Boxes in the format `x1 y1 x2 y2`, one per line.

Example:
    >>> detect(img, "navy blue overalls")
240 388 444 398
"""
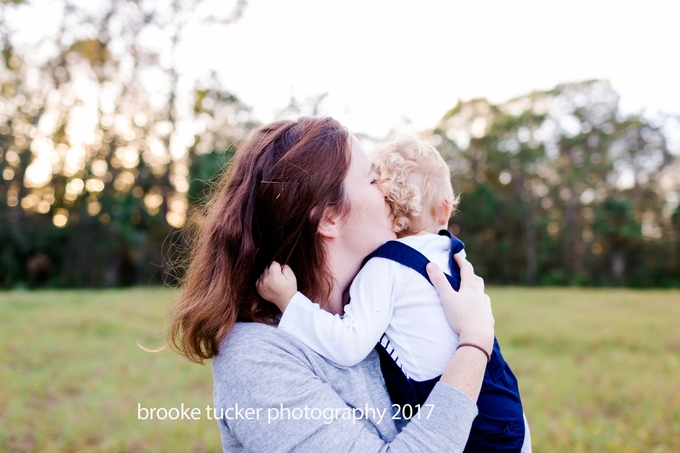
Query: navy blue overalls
365 230 525 453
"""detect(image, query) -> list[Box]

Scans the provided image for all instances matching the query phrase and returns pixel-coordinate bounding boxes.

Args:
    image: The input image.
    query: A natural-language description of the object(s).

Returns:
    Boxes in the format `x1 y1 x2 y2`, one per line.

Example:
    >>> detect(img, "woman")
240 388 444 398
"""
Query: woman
169 117 494 452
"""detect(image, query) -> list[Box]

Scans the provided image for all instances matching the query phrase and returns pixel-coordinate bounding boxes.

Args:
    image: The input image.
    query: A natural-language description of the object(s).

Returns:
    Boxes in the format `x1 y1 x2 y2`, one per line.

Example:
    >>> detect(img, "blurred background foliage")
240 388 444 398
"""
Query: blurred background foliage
1 0 679 289
0 0 253 287
432 81 680 287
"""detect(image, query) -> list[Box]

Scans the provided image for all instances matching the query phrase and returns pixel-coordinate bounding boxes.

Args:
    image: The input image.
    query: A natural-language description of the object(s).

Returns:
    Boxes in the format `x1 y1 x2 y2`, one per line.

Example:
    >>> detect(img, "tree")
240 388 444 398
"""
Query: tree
592 197 641 283
427 80 679 287
0 0 252 287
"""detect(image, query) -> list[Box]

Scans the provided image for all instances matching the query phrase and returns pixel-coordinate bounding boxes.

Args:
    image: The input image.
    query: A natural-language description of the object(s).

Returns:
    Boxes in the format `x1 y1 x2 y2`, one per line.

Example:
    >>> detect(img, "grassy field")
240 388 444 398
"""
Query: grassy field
1 288 679 452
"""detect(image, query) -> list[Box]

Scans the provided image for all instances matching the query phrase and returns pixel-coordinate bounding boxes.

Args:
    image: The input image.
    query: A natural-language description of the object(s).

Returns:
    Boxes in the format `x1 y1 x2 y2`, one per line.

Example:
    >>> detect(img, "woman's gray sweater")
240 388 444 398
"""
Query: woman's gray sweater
212 322 477 452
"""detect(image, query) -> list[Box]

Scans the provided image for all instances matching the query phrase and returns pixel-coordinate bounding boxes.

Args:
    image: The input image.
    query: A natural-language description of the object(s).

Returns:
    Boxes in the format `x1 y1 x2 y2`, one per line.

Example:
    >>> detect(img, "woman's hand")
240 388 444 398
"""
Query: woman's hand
256 262 298 313
426 255 494 355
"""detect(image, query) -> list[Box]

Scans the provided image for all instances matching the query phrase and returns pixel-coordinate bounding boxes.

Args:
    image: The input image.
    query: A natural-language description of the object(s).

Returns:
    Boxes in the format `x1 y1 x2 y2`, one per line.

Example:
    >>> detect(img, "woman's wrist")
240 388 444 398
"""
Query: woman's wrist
441 342 489 402
456 342 491 362
458 331 494 356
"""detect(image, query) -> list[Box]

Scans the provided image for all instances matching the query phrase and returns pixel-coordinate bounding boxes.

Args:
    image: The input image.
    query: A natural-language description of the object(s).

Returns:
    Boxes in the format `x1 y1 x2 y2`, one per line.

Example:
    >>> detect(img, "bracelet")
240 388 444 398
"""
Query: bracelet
457 342 491 363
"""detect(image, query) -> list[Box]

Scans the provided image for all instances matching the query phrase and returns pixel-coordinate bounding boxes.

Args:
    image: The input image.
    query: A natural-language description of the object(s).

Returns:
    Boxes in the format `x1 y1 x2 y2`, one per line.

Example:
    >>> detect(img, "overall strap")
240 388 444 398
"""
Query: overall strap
438 229 465 291
364 230 465 291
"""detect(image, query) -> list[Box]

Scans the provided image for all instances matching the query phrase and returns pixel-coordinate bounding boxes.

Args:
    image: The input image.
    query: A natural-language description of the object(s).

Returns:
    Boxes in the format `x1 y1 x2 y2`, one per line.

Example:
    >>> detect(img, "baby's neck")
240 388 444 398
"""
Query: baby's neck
412 223 447 236
408 210 446 236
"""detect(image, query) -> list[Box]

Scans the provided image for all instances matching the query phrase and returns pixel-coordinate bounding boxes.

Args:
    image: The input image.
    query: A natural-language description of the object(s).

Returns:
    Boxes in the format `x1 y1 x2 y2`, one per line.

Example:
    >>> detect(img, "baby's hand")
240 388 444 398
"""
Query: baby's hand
256 261 298 313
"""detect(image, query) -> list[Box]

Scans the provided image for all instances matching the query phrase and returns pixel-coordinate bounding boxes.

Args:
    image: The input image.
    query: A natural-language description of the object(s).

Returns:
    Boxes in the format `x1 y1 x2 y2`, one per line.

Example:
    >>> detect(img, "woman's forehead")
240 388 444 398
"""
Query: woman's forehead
349 136 371 173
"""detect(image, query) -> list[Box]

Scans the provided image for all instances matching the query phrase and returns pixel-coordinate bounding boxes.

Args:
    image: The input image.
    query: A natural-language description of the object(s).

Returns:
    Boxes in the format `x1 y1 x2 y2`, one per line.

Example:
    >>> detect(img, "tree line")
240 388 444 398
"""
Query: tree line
430 80 679 286
0 1 678 288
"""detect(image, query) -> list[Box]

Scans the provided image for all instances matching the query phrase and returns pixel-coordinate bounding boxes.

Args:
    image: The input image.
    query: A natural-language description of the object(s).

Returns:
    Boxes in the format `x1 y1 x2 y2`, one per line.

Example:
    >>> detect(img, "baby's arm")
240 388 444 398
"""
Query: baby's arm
257 260 395 367
256 262 298 313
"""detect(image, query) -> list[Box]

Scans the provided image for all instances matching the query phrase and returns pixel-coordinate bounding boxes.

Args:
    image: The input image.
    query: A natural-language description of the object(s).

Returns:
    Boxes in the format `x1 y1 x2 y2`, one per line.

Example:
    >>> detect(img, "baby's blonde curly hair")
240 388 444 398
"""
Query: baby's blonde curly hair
373 136 459 236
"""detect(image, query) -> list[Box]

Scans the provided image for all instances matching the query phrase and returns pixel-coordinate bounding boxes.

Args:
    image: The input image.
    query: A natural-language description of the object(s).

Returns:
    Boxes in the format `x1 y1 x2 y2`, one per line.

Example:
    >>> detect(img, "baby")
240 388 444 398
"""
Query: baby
257 136 530 453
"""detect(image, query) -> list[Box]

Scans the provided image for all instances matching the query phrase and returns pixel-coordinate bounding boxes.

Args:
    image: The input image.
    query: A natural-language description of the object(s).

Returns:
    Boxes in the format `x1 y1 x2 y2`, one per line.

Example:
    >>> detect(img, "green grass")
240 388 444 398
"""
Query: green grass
487 287 680 453
0 289 217 453
1 288 679 452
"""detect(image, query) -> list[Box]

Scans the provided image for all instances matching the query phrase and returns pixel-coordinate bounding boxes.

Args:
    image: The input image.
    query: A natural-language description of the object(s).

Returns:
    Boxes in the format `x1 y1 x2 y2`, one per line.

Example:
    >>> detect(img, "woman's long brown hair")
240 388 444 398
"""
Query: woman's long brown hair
169 117 350 364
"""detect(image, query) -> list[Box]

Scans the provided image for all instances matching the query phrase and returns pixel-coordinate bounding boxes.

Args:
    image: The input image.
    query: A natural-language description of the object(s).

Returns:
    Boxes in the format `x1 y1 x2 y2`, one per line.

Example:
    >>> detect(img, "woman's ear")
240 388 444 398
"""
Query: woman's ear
316 208 340 239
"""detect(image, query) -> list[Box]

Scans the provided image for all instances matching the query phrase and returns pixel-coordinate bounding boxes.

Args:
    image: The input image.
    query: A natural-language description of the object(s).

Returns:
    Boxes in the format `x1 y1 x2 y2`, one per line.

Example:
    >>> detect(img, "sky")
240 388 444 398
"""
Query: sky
8 0 680 138
173 0 680 137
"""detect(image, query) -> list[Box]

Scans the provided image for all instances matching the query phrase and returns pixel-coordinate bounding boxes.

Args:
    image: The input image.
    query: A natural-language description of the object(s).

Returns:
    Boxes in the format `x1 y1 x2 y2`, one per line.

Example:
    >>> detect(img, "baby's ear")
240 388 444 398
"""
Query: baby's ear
437 199 454 225
315 207 340 239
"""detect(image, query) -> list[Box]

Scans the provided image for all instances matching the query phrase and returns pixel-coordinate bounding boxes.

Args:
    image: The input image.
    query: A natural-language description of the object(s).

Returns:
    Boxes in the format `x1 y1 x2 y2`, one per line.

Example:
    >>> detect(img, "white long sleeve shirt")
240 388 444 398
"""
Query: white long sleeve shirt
278 233 465 381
